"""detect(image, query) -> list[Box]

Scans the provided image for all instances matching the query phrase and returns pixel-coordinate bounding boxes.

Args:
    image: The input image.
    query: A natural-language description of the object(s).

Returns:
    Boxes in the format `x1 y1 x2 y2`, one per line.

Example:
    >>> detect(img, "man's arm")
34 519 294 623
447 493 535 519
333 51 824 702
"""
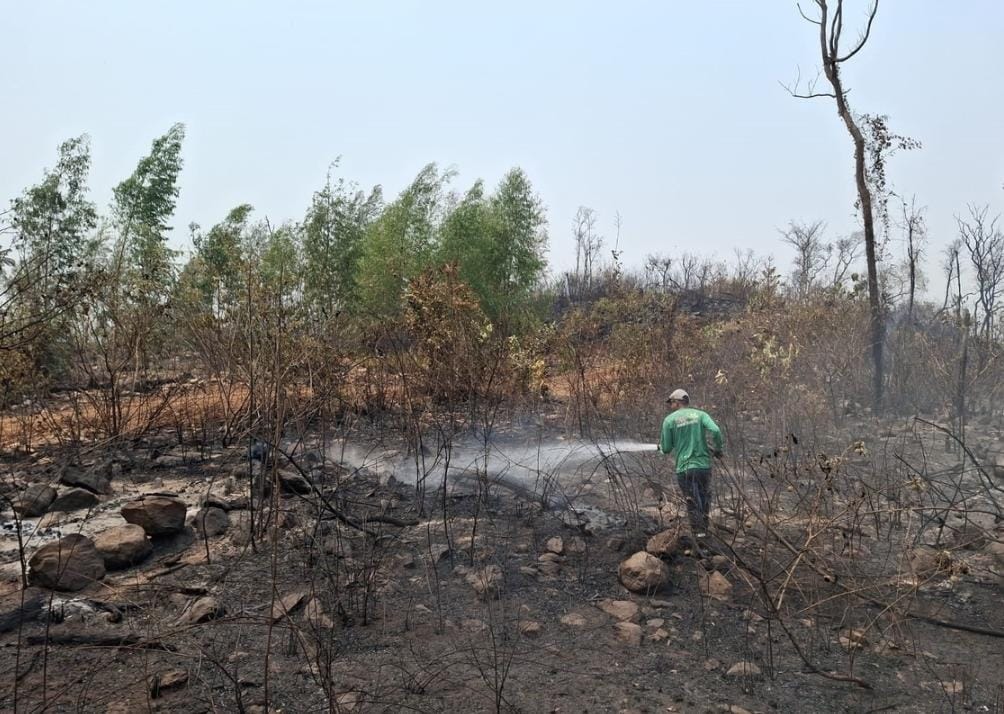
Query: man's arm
702 412 724 453
659 417 675 454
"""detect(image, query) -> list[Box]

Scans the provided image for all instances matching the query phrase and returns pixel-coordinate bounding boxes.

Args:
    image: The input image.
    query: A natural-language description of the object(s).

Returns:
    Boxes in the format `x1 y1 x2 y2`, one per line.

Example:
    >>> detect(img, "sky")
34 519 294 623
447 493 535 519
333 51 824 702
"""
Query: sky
2 1 1003 292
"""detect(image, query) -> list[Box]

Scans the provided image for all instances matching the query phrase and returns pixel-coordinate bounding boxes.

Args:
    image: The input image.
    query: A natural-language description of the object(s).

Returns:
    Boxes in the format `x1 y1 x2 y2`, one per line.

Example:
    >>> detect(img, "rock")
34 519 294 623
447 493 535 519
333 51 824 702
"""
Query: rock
645 618 665 629
561 612 588 627
725 661 763 679
908 546 953 579
59 465 112 495
93 524 152 570
277 469 312 495
597 599 640 622
952 524 987 550
544 536 564 555
271 590 309 621
518 620 543 638
565 536 587 555
648 628 670 642
48 488 100 513
618 551 670 593
149 669 189 698
193 507 230 537
13 484 57 517
646 525 684 558
699 570 733 601
122 495 187 535
987 539 1004 567
465 565 503 599
614 621 643 646
28 534 106 591
304 597 334 629
838 628 870 650
179 596 224 625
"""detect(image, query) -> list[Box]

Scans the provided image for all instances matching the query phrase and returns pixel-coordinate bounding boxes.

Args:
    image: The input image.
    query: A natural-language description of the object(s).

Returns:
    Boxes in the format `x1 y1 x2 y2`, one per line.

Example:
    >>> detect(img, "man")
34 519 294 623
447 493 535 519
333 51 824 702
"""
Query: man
658 389 724 544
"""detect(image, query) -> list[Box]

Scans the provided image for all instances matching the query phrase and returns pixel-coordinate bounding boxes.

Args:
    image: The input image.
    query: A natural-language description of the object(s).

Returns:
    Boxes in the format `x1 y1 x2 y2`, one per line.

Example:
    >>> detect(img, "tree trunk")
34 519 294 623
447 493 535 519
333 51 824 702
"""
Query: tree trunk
821 52 884 412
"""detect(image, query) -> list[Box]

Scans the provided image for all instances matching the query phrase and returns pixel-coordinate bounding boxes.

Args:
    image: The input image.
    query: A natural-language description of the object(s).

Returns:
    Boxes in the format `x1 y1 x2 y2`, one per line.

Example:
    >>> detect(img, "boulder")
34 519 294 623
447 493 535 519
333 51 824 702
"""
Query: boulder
193 507 230 537
28 534 106 591
618 551 670 593
122 495 187 535
13 484 57 517
597 599 640 622
59 465 112 495
49 488 100 513
646 525 684 558
93 524 152 570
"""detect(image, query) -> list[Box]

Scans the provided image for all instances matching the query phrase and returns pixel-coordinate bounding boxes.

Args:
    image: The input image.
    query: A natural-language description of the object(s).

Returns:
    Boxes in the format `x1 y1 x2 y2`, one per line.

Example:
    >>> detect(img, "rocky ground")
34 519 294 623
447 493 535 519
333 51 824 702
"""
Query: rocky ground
1 417 1003 713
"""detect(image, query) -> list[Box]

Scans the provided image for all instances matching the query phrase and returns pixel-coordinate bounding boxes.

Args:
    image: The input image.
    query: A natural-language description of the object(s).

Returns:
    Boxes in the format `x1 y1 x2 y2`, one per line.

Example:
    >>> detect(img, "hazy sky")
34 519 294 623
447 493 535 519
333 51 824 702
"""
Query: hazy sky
3 1 1002 288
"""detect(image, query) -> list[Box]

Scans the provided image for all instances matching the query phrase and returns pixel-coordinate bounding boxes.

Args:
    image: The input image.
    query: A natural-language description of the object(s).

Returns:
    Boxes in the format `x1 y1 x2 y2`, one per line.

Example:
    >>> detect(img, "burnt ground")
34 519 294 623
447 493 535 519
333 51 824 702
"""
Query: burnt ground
1 416 1003 713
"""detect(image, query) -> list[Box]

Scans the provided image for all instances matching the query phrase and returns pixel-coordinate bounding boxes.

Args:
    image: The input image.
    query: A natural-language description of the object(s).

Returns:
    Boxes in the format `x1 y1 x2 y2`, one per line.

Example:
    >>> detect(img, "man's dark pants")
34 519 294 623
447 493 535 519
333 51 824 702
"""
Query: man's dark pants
676 468 712 534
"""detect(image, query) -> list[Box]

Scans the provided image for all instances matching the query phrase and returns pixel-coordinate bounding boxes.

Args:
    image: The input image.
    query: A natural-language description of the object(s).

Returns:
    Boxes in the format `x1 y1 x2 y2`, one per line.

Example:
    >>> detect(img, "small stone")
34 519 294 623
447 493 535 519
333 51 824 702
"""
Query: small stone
544 536 564 555
565 536 587 554
699 570 733 601
465 565 503 599
648 628 670 642
725 661 762 679
703 658 721 671
518 620 543 638
614 621 643 646
597 599 640 622
838 628 869 650
149 669 188 698
561 612 588 627
179 596 224 625
645 618 665 629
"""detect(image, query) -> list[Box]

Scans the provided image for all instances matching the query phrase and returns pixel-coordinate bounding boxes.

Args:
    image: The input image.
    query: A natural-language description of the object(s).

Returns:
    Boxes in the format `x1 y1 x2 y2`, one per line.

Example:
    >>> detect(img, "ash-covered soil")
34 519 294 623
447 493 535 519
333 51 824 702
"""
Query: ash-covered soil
1 418 1003 713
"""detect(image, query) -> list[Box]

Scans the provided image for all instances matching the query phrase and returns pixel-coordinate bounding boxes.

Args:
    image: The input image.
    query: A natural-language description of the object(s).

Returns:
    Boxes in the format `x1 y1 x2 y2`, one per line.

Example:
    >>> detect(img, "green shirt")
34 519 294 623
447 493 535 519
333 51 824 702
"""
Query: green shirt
659 407 724 473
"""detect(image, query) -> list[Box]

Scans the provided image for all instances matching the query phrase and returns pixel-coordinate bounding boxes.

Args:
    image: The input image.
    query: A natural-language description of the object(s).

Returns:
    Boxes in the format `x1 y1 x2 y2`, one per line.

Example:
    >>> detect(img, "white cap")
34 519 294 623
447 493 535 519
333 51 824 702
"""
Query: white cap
667 389 690 403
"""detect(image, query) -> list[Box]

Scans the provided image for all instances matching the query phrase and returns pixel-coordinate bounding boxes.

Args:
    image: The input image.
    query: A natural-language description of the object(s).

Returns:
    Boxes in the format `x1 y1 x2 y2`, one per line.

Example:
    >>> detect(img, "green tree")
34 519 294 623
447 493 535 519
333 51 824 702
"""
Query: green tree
188 203 254 317
10 135 98 308
484 167 548 328
112 123 185 296
356 163 451 319
302 167 382 319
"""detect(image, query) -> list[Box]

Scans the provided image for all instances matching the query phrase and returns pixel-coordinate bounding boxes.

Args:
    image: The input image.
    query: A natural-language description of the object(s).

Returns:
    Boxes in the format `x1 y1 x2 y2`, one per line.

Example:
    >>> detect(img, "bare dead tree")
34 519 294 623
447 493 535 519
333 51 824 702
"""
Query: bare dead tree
571 206 602 300
644 253 674 293
830 233 862 289
788 0 886 410
899 196 927 322
942 239 963 318
780 220 829 296
957 204 1004 340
